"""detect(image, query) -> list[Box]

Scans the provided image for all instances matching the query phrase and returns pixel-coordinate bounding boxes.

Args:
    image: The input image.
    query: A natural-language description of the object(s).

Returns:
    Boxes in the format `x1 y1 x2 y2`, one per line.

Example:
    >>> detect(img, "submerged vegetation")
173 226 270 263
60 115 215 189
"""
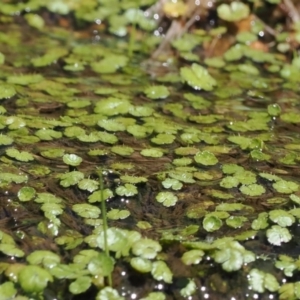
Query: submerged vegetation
1 0 300 299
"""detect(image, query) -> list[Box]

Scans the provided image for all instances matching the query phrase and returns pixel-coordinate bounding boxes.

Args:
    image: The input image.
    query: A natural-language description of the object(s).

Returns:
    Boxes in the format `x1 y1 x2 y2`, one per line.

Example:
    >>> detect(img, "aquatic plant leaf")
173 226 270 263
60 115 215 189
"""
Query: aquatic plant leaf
266 225 292 246
220 176 239 188
161 178 183 190
140 292 166 300
59 171 84 187
217 2 250 22
269 210 295 227
0 244 24 257
91 55 128 74
97 228 141 258
151 133 175 145
250 149 271 161
0 282 16 299
180 279 197 297
111 145 134 156
35 129 62 141
55 231 83 250
248 268 280 293
132 238 162 259
94 97 131 116
6 148 34 162
0 134 13 146
97 131 118 144
226 216 247 229
279 282 300 300
78 179 99 193
107 209 130 220
194 151 218 166
87 253 114 276
98 119 126 132
72 204 100 219
259 173 281 182
63 153 82 166
273 180 299 194
275 255 297 277
144 85 169 100
251 212 269 230
26 250 61 269
18 265 53 293
40 148 65 159
130 257 152 273
129 105 154 117
96 287 125 300
49 263 87 280
181 250 204 265
116 183 138 197
151 261 173 284
222 164 244 174
203 215 222 232
7 74 44 85
290 194 300 205
88 189 114 203
18 186 36 202
35 193 63 204
156 191 178 207
120 175 147 184
0 173 27 184
69 276 91 295
140 148 164 158
214 241 255 272
268 104 281 117
239 184 265 196
180 63 217 91
25 13 44 29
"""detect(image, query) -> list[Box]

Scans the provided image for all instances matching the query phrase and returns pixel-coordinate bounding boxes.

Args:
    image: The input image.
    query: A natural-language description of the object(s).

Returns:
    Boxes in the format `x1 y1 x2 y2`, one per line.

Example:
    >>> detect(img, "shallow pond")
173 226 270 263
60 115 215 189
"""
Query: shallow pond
0 3 300 300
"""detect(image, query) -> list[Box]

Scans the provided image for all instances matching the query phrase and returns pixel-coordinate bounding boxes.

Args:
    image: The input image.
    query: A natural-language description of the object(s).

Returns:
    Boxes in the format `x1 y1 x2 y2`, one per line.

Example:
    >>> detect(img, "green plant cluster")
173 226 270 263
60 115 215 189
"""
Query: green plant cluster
0 0 300 299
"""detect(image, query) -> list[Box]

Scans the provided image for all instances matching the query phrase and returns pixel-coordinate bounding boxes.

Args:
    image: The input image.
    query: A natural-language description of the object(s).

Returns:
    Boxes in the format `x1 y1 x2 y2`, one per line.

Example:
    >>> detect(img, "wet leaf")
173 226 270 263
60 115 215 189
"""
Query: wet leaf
18 265 53 293
72 204 101 219
269 210 295 227
96 287 125 300
78 179 99 193
203 215 222 232
180 63 217 91
130 257 152 273
248 268 280 293
69 276 91 295
144 85 170 100
63 153 82 166
151 261 173 284
6 148 34 162
27 250 61 269
156 191 178 207
107 209 130 220
266 225 292 246
239 184 266 196
59 171 84 187
194 151 218 166
181 250 204 265
116 183 138 197
132 238 162 259
217 2 250 22
18 186 36 202
0 282 16 299
273 180 298 194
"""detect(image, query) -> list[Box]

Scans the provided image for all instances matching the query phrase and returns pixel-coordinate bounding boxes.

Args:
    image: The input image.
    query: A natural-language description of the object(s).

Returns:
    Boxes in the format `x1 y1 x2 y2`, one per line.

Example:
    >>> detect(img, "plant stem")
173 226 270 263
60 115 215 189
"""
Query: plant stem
99 170 112 287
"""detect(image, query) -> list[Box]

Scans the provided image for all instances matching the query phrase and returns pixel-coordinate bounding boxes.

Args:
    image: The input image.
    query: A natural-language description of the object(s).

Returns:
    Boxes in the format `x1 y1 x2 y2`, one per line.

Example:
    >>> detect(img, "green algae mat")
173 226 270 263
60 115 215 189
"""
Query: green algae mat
1 0 300 299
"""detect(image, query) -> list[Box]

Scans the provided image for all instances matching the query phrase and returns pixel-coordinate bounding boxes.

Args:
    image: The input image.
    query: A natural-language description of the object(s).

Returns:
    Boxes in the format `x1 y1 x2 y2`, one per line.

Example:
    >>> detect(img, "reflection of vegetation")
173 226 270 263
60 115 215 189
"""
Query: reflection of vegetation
1 0 300 298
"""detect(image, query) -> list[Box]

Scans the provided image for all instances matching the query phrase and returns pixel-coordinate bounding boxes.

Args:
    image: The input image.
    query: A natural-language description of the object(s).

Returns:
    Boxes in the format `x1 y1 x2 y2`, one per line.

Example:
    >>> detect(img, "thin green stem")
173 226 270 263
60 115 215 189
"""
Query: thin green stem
99 170 112 287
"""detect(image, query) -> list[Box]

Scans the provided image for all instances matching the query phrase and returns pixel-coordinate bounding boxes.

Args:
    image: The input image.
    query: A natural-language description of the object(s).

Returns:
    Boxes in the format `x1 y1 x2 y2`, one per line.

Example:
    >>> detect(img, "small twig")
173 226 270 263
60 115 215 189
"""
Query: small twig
283 0 300 23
